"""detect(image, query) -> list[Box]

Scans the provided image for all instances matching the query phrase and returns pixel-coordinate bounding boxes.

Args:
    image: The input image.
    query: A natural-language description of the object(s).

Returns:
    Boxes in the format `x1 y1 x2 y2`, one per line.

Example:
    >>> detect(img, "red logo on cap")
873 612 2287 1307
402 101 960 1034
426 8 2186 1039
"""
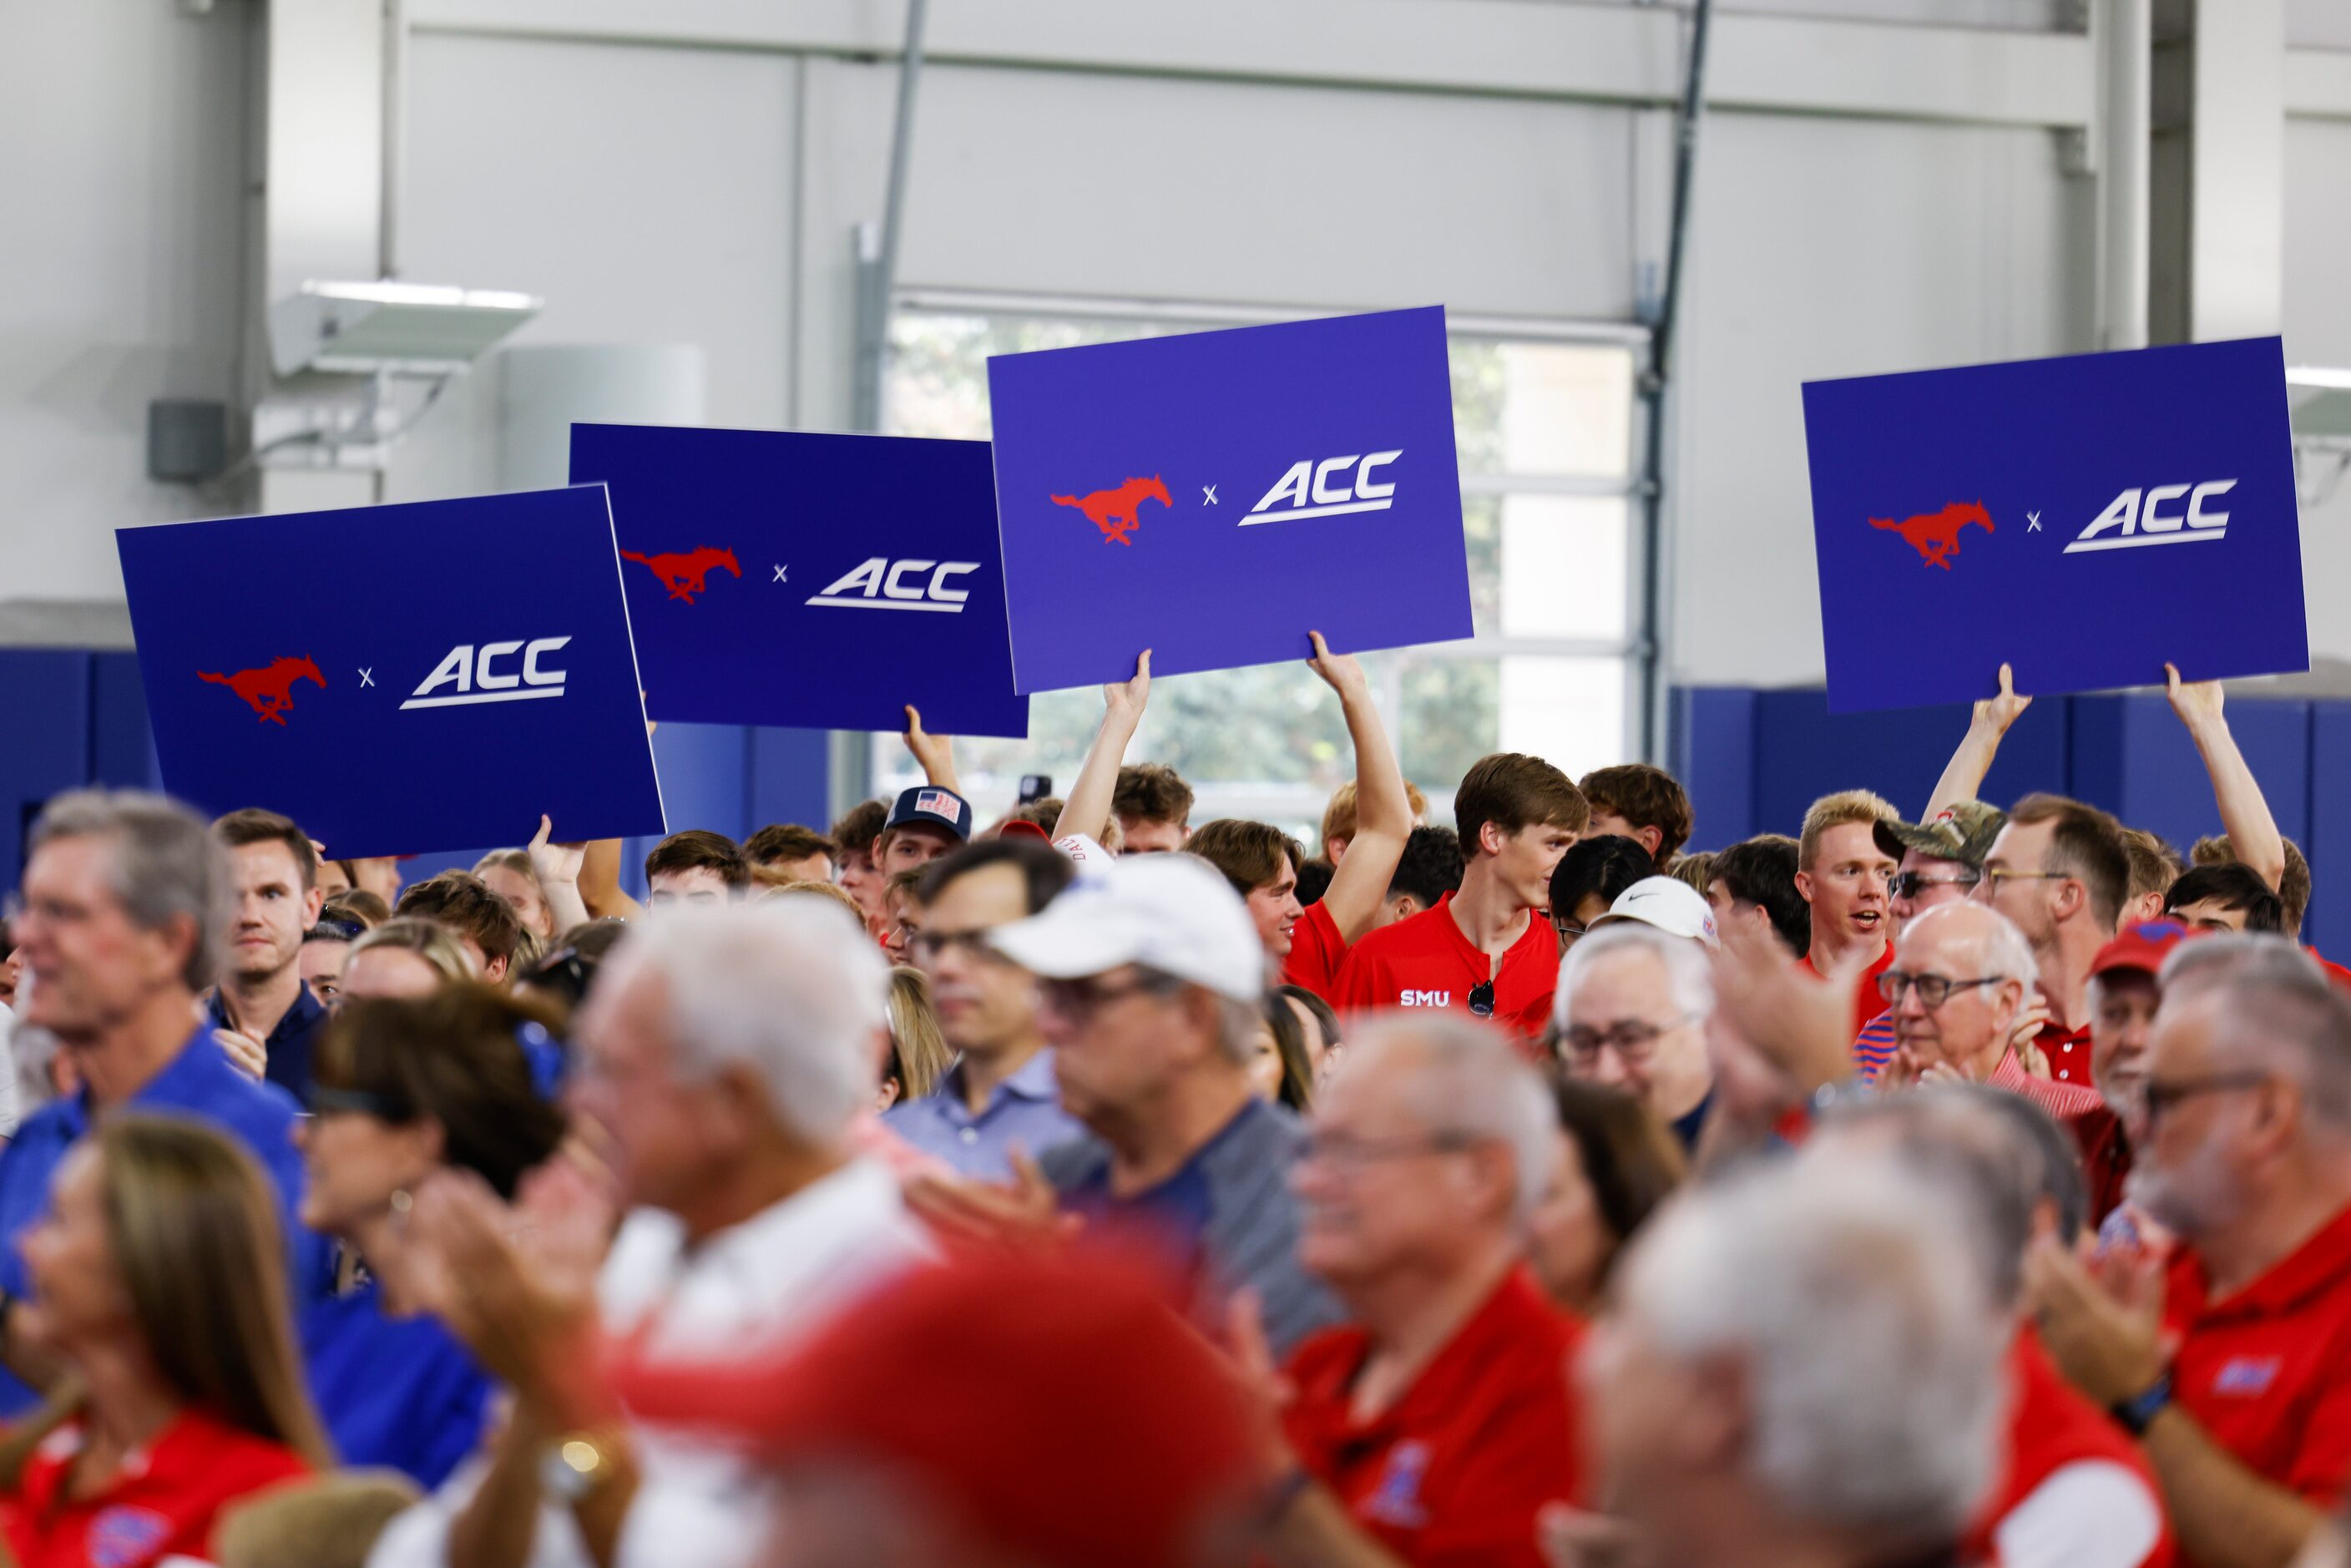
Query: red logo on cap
620 546 741 604
1049 477 1171 546
198 656 325 726
1868 502 1994 570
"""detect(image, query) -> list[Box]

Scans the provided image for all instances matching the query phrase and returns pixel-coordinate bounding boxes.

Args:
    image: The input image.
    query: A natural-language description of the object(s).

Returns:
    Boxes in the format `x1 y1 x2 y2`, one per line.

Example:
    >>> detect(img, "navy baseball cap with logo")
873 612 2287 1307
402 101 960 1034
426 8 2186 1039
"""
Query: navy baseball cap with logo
888 786 974 843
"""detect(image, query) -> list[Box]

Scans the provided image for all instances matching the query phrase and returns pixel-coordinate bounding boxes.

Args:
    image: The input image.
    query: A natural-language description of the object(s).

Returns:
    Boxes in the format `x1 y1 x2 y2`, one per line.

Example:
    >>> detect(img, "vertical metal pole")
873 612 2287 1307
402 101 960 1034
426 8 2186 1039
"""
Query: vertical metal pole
2100 0 2151 351
379 0 407 281
851 0 931 433
1635 0 1714 764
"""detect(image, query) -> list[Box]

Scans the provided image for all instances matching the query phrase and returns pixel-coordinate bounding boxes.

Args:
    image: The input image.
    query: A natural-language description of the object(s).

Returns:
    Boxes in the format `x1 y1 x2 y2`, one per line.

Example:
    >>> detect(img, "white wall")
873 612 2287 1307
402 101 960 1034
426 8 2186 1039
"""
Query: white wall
1674 110 2091 685
0 0 250 604
2284 114 2351 662
4 0 2348 702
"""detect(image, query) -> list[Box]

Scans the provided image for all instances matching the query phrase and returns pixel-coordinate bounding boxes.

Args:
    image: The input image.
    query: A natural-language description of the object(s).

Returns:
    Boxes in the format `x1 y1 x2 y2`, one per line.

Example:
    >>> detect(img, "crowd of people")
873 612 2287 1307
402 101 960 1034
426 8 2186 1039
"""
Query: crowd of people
2 640 2349 1567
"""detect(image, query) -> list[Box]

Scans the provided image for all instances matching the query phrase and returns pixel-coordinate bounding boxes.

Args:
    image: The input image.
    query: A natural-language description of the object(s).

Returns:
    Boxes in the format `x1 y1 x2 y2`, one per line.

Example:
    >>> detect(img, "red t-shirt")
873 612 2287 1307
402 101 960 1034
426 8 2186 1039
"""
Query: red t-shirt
1964 1328 2172 1568
1282 900 1347 1003
2077 1114 2134 1227
2162 1201 2351 1516
2037 1017 2094 1087
4 1408 310 1568
1797 943 1895 1038
1282 1267 1583 1567
1332 893 1558 1042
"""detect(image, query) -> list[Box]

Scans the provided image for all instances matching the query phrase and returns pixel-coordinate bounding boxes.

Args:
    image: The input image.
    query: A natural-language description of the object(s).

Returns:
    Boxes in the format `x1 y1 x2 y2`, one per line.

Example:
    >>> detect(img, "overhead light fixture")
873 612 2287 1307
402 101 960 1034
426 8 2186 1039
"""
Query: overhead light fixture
268 279 544 377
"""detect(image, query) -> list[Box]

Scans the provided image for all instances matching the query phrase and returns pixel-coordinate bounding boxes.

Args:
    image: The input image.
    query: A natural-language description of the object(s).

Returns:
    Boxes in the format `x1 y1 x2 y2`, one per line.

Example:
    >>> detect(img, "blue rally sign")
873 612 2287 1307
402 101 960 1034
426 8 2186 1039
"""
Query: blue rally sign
1803 336 2307 713
569 423 1030 738
986 306 1474 693
117 487 665 857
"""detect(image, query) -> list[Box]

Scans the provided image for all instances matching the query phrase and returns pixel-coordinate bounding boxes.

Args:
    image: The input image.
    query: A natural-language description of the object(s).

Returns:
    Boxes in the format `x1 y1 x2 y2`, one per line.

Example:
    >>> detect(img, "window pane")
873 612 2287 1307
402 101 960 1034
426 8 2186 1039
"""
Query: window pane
1499 656 1628 773
886 313 1187 440
1499 495 1628 641
1451 340 1636 479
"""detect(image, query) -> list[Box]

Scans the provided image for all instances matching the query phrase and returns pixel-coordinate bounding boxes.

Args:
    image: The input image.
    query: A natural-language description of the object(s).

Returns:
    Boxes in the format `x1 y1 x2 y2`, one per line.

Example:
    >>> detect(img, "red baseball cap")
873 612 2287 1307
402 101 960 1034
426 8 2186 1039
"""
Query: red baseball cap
2091 918 2195 981
610 1249 1260 1568
996 819 1052 843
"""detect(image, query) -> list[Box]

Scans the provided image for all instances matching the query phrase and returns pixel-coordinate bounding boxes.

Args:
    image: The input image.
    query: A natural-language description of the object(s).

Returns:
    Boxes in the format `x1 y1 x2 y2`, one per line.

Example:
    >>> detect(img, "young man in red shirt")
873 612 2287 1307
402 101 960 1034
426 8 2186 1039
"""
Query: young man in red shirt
1334 753 1586 1039
2028 938 2351 1568
1791 789 1901 1034
1243 1015 1582 1567
1192 636 1411 1000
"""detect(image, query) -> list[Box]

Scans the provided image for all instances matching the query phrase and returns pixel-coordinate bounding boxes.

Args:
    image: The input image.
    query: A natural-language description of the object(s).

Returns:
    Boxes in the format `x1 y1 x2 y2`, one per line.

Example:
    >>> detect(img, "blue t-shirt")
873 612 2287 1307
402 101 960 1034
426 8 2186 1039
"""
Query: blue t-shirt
0 1028 331 1414
304 1279 493 1488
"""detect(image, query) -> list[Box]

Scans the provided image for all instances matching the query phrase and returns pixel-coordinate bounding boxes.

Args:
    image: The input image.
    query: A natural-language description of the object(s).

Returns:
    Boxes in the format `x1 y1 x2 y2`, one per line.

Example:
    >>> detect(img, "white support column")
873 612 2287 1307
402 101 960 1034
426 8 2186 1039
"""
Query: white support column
258 0 385 513
2098 0 2151 350
2187 0 2283 339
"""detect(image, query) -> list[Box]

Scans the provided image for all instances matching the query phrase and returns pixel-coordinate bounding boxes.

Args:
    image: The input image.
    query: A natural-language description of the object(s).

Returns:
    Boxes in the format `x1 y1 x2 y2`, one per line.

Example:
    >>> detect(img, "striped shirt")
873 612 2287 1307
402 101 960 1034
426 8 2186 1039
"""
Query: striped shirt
1990 1048 2109 1120
1853 1009 1898 1083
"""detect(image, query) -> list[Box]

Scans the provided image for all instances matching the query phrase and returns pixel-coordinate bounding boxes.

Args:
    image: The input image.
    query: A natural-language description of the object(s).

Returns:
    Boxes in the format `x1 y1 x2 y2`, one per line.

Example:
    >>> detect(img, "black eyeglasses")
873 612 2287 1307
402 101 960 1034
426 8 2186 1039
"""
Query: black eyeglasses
1876 970 2004 1010
1469 981 1495 1018
1888 870 1979 901
2143 1070 2270 1128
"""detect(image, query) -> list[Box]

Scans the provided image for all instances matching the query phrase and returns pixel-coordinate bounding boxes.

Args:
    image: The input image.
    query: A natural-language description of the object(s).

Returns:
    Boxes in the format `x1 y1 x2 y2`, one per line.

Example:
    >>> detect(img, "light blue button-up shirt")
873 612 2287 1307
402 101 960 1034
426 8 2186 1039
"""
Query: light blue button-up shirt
881 1049 1084 1180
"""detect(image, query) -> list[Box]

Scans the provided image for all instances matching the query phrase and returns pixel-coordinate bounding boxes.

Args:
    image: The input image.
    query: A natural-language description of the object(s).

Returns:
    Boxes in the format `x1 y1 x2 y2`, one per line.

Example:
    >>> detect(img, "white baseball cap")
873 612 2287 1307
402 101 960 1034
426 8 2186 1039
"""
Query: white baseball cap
1590 876 1719 947
985 852 1265 1002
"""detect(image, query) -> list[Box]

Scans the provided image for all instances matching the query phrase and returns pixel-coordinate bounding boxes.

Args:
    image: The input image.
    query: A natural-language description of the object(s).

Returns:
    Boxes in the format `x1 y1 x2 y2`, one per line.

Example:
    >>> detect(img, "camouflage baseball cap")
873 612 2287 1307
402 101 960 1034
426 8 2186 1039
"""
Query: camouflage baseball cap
1873 799 2007 871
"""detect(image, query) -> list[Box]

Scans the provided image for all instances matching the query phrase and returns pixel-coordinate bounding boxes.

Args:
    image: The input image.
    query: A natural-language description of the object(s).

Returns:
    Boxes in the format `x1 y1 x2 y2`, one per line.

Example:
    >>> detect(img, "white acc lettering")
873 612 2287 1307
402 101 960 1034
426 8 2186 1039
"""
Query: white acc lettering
1241 449 1404 526
806 558 979 614
401 636 571 710
2063 479 2237 554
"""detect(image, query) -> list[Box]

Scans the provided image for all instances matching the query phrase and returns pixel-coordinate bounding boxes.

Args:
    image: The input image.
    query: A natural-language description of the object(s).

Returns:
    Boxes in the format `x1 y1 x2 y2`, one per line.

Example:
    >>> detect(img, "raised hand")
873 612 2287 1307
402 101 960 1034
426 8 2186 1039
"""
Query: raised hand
1973 662 2032 736
901 1146 1076 1255
1104 649 1153 721
212 1027 268 1081
527 815 585 891
1305 630 1368 699
902 706 961 792
2165 661 2225 729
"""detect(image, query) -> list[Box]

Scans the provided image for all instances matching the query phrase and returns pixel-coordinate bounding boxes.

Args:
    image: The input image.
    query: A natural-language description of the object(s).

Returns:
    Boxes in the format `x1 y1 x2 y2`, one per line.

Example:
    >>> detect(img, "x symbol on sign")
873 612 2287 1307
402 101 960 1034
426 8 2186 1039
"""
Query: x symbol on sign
357 669 374 688
1202 485 1218 505
2027 511 2042 532
773 564 789 582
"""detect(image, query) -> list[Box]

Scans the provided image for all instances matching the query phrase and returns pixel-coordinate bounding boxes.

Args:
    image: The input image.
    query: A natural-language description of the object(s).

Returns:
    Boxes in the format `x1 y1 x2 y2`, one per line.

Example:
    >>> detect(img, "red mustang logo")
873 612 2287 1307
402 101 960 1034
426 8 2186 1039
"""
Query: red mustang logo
620 546 742 604
199 655 325 725
1869 502 1995 569
1049 477 1172 546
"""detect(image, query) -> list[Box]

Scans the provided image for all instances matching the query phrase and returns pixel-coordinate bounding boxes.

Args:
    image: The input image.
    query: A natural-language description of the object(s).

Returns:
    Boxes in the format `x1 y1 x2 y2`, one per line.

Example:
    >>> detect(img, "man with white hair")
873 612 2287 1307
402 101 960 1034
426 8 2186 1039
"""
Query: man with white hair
1582 1149 2008 1568
1809 1088 2171 1568
1555 923 1716 1151
1243 1014 1580 1565
1883 902 2110 1130
371 898 932 1568
2029 936 2351 1568
979 852 1342 1358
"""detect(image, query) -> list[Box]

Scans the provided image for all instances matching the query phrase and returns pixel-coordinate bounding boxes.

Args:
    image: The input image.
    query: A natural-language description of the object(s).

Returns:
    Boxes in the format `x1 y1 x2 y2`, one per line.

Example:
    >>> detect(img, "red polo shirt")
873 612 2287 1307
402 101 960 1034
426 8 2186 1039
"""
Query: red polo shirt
4 1408 311 1568
1282 900 1347 1003
1964 1328 2172 1568
1797 943 1895 1037
2037 1017 2095 1087
1332 893 1558 1042
2078 1114 2134 1227
1282 1267 1583 1566
2162 1201 2351 1513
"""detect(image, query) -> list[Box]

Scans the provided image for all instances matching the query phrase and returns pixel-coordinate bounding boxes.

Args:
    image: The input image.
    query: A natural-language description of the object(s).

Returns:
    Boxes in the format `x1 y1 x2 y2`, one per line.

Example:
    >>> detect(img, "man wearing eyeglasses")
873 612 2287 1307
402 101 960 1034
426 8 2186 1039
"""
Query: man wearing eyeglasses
1879 903 2108 1130
1845 801 2005 1081
1246 1013 1582 1565
984 853 1342 1358
1555 923 1716 1151
882 839 1084 1180
1973 794 2132 1088
2026 937 2351 1568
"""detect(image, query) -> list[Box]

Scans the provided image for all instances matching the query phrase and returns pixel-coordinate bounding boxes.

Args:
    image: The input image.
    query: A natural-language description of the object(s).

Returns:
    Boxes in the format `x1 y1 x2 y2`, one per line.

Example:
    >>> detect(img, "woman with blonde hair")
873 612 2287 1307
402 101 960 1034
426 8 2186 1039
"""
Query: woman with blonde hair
338 918 473 1004
881 965 953 1110
3 1116 328 1561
